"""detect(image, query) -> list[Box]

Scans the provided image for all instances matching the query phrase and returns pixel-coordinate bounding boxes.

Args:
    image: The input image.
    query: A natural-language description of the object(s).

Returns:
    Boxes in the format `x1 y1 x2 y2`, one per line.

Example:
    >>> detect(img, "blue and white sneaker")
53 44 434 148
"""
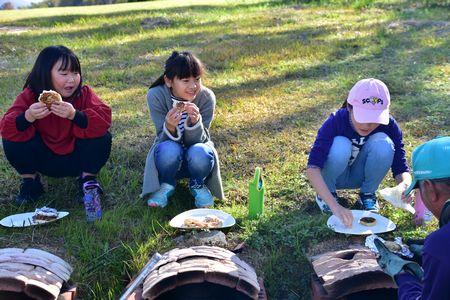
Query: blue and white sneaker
359 192 379 213
315 192 338 214
147 183 175 208
190 185 214 208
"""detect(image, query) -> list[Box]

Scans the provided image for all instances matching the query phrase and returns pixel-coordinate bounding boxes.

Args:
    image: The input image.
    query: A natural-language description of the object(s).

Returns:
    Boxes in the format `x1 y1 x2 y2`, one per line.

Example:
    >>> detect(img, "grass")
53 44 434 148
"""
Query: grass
0 0 449 298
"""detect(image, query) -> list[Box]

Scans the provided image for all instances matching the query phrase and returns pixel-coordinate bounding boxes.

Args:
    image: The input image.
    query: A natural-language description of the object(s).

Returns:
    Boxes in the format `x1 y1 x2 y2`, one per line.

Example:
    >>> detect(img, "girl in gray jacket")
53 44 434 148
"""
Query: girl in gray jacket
142 51 224 208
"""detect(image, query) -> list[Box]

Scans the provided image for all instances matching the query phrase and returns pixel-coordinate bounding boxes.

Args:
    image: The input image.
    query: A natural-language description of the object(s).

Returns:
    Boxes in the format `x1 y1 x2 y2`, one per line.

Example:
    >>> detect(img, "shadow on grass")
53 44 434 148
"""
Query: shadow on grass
0 1 449 298
1 1 283 27
240 205 335 299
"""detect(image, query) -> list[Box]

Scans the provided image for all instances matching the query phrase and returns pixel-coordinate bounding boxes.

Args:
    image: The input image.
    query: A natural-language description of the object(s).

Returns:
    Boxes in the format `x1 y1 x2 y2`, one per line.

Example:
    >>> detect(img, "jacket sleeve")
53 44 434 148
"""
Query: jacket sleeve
147 87 180 142
183 89 215 147
307 112 338 169
395 253 450 300
389 118 409 177
0 90 36 141
72 86 112 139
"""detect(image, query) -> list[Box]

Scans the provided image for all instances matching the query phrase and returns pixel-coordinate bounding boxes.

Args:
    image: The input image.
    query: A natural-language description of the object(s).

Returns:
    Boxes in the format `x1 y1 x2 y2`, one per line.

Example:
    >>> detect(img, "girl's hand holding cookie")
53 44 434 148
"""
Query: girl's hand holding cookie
25 102 51 122
51 101 76 120
165 107 183 134
184 102 200 125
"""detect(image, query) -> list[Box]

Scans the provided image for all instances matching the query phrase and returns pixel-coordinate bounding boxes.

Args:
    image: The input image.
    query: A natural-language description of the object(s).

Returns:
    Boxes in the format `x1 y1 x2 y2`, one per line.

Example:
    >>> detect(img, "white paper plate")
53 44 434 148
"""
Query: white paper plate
169 208 235 229
327 210 396 235
0 211 69 228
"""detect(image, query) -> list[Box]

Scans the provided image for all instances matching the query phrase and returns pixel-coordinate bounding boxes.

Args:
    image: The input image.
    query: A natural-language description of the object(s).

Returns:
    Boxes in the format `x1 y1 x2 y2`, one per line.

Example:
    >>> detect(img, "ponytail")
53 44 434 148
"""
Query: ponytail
149 75 165 89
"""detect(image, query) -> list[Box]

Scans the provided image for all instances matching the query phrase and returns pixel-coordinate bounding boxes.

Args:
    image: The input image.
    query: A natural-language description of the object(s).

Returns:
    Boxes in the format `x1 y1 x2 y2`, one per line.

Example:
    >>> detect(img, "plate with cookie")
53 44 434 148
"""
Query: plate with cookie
327 210 396 235
0 207 69 228
169 208 235 230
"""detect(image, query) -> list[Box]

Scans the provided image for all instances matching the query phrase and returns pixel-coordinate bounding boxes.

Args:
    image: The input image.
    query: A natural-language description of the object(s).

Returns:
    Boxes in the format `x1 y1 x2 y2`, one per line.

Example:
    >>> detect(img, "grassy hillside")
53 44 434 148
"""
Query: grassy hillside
0 0 449 298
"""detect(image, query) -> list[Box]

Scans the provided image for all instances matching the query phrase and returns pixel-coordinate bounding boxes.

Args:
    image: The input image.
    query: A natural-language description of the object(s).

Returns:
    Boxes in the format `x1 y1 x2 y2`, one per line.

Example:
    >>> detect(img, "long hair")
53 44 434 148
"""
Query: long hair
24 45 83 99
150 51 204 89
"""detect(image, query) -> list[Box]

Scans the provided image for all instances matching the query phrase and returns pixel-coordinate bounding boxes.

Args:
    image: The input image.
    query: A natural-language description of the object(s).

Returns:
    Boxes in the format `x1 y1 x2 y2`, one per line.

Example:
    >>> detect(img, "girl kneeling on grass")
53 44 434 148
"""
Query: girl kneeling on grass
0 45 112 206
306 78 412 227
142 51 224 208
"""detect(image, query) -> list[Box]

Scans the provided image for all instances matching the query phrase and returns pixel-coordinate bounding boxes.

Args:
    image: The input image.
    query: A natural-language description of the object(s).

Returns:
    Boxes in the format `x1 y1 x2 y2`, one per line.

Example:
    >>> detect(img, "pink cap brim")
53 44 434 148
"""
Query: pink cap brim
353 106 389 125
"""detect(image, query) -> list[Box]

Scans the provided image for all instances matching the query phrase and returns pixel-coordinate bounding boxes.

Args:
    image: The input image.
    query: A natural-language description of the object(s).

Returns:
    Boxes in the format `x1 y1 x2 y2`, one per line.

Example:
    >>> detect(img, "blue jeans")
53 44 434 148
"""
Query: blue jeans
154 140 215 188
321 132 394 194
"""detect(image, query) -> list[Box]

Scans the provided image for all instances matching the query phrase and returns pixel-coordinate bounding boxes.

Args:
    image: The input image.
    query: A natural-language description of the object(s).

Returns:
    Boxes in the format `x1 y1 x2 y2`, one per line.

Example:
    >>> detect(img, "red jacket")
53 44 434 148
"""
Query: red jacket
0 86 111 155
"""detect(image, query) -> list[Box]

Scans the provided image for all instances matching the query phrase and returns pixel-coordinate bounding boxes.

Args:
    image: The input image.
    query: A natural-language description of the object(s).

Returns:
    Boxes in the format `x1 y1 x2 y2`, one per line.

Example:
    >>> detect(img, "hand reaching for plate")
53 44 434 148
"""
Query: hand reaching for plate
330 204 353 228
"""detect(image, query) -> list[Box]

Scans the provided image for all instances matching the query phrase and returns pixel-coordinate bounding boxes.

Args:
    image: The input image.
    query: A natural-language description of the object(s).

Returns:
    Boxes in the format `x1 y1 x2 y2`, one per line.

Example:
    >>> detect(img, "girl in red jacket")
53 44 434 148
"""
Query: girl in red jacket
0 45 112 206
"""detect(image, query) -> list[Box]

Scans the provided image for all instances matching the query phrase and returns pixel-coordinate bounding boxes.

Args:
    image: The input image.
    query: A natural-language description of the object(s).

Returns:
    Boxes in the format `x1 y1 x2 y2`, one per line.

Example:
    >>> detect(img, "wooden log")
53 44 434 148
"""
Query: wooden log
0 248 73 300
310 248 396 298
0 254 71 281
143 270 178 300
0 271 27 293
25 249 72 272
142 246 260 300
24 278 59 300
58 286 77 300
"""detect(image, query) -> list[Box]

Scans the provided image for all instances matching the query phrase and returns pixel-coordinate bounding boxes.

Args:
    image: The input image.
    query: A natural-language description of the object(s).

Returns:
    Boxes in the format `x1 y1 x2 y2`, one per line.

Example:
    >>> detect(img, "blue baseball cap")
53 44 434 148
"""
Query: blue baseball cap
405 136 450 196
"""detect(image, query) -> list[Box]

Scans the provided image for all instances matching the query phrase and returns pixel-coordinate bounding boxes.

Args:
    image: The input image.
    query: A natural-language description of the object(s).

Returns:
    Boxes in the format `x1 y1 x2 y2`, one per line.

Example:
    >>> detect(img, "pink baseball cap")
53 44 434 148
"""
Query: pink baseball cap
347 78 390 125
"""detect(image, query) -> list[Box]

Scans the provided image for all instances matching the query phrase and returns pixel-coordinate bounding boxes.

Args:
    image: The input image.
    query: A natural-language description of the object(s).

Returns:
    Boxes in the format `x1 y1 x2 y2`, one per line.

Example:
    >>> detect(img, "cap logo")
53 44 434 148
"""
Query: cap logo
362 97 383 105
414 170 432 175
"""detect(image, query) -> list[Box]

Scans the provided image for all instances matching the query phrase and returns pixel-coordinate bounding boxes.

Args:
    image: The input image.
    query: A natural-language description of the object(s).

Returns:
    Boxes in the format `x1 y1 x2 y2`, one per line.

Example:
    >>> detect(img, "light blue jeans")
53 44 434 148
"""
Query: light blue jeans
321 132 395 194
154 140 215 188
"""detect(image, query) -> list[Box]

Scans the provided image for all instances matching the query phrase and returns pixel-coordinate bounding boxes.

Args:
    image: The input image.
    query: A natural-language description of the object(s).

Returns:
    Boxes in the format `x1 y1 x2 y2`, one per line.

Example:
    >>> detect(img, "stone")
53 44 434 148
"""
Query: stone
173 230 228 248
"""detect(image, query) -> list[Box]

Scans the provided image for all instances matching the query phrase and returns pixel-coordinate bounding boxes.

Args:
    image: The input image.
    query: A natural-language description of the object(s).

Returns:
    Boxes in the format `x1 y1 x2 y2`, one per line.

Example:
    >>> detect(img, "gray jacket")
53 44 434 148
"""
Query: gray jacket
141 84 225 199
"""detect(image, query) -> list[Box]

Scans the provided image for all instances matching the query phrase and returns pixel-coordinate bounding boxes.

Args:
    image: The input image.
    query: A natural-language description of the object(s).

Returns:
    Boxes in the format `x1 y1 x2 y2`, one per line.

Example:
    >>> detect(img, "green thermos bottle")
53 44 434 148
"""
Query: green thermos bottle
248 167 264 219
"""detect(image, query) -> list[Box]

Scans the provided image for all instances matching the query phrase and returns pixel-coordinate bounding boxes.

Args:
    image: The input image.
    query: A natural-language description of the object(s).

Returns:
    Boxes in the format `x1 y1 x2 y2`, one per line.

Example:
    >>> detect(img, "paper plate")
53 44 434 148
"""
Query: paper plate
169 208 235 229
0 211 69 228
327 210 396 235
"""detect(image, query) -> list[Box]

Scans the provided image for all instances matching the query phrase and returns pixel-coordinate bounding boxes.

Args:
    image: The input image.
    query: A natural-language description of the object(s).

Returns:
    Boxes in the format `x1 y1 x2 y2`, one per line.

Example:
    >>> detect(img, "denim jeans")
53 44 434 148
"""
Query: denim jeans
154 140 215 188
321 132 395 194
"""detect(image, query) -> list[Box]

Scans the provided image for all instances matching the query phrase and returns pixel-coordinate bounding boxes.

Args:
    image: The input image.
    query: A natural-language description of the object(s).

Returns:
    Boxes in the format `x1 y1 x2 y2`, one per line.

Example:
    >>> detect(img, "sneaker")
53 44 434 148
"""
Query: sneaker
77 175 98 203
315 192 337 214
15 175 44 205
147 183 175 208
190 185 214 208
82 180 103 222
82 179 103 195
359 192 379 213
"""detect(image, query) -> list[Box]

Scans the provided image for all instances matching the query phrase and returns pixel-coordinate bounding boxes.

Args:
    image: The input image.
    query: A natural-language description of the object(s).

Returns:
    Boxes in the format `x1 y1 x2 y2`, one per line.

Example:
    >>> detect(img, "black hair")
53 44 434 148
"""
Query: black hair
150 51 204 89
24 45 82 99
341 99 352 109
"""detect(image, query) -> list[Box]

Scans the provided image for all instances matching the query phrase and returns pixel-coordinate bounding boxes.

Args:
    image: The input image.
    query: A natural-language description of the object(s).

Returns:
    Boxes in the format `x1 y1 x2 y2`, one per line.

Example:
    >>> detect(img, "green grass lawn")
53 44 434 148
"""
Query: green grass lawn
0 0 449 298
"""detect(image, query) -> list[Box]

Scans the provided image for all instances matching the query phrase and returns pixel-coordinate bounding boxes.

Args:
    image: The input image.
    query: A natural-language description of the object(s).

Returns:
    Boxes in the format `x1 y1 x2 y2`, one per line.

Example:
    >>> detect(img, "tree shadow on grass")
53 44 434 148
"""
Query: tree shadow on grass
238 205 338 299
1 1 282 27
0 2 448 298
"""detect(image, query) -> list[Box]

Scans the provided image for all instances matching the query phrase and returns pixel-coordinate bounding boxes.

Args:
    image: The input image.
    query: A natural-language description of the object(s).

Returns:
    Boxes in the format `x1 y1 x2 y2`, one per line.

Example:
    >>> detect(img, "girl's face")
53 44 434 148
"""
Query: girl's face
165 76 201 101
350 109 380 136
51 59 81 98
